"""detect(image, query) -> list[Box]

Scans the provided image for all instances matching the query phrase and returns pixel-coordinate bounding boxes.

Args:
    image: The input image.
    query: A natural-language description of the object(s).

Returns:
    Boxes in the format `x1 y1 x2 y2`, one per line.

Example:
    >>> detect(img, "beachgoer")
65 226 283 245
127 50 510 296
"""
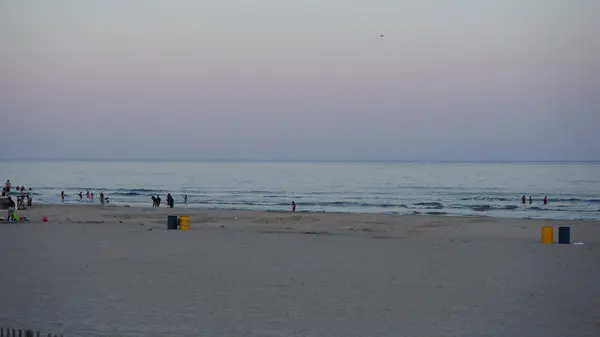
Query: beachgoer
292 201 296 212
1 188 5 197
529 196 532 204
91 192 94 199
7 196 15 221
79 192 83 200
27 188 32 206
156 195 161 207
521 195 526 204
151 196 157 208
167 193 174 208
184 194 188 204
543 196 548 205
100 192 105 205
20 188 25 198
86 191 90 199
61 191 65 202
5 180 10 193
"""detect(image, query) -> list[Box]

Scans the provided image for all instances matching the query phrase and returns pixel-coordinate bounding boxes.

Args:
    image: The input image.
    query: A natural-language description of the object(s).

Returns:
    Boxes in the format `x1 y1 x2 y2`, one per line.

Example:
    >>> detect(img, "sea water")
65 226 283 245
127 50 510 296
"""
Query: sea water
1 161 598 220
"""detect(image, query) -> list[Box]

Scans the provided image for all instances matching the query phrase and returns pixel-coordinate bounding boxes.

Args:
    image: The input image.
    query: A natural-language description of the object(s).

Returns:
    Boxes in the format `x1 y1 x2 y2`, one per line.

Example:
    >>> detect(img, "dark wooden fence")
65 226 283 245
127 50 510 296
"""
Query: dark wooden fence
0 328 62 337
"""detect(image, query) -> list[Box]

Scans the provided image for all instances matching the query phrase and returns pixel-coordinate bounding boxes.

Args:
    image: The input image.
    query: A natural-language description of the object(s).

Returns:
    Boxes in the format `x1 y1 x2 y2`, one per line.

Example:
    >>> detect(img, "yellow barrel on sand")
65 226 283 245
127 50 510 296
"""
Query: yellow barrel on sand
541 226 553 244
179 216 190 230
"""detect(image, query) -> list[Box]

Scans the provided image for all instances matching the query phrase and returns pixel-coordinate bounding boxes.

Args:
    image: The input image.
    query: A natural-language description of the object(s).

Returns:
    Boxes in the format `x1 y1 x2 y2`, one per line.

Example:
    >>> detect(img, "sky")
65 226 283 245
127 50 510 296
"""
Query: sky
1 0 599 161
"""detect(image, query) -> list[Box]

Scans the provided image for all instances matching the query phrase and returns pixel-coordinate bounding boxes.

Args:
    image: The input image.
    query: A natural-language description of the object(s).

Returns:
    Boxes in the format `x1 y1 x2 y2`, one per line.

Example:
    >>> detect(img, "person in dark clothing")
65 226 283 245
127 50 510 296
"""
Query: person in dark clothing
292 201 296 212
543 196 548 205
151 196 157 208
7 196 15 221
529 196 532 204
156 195 161 207
167 193 174 208
521 195 526 204
100 192 105 205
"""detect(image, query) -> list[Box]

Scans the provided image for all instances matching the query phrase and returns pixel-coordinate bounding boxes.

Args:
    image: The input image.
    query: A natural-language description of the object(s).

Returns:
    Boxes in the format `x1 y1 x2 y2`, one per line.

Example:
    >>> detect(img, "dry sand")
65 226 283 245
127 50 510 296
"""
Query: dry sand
1 204 599 337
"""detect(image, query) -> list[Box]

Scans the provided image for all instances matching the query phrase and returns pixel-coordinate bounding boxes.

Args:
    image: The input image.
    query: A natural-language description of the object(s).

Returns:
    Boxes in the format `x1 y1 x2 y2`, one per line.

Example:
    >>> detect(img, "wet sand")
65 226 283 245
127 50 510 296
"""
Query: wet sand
1 205 599 336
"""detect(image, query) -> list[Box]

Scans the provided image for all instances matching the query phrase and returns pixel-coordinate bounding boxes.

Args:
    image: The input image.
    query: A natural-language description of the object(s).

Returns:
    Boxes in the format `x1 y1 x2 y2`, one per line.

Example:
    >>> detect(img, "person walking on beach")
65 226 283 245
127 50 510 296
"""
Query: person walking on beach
156 195 161 207
167 193 174 208
544 196 548 205
521 195 526 204
100 192 105 206
151 195 157 208
27 188 32 207
292 201 296 212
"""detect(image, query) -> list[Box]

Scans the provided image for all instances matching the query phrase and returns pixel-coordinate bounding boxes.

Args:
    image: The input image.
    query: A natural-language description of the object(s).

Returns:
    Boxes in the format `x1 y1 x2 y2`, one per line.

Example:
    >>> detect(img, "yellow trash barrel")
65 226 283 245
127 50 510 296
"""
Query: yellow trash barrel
541 226 553 244
179 216 190 230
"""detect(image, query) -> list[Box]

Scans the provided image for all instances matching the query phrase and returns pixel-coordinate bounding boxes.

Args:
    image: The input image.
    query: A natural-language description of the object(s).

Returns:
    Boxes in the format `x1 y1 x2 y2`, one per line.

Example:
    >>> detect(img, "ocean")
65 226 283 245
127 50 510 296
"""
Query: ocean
1 161 599 220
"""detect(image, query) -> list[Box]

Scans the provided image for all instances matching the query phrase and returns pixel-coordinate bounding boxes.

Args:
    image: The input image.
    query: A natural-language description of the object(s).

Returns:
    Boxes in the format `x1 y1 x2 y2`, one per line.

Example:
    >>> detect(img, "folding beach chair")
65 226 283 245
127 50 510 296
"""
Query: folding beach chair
17 196 26 210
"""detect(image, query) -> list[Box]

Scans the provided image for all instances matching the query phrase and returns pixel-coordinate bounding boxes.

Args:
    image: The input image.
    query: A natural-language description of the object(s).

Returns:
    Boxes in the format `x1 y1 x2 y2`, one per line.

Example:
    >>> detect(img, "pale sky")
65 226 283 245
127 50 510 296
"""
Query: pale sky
1 0 599 161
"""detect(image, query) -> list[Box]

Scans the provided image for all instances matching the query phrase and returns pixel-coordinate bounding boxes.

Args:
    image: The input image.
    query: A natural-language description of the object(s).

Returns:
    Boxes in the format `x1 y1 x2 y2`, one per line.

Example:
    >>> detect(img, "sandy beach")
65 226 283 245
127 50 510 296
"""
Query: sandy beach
1 204 599 336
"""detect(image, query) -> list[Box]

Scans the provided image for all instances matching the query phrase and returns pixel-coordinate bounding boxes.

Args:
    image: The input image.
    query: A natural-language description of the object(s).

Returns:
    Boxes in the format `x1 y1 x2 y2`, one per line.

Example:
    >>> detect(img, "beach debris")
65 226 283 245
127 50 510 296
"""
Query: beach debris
148 228 153 231
234 217 238 220
42 217 48 222
573 242 585 245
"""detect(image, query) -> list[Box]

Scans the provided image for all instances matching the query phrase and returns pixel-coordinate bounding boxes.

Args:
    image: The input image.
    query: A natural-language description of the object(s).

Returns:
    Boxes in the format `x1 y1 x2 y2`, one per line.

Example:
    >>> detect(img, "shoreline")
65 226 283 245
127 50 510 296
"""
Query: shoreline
11 204 600 234
18 202 600 222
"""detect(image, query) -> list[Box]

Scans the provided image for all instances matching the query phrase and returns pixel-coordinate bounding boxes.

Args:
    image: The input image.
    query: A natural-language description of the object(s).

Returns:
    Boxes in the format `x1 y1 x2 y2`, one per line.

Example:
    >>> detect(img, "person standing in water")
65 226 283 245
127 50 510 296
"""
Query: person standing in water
183 194 188 204
292 201 296 212
543 196 548 205
61 191 65 202
529 196 532 204
156 195 161 207
521 195 526 204
100 192 105 205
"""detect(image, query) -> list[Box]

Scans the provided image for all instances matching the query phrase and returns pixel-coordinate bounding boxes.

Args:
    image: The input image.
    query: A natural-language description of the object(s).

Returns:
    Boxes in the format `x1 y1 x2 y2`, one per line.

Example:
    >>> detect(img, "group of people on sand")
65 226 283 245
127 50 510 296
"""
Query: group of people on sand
521 195 548 205
2 180 33 205
3 179 33 221
151 193 175 208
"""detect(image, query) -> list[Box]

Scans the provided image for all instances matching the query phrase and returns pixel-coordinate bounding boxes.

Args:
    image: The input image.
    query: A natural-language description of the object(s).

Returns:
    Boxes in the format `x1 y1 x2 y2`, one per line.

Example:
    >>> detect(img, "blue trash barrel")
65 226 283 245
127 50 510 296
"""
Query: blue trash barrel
558 226 571 244
167 215 178 230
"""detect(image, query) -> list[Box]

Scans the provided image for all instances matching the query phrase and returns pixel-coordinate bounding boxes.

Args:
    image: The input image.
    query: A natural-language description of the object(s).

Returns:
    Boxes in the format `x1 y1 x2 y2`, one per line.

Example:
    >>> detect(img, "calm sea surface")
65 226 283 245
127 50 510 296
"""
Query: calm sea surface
1 161 599 220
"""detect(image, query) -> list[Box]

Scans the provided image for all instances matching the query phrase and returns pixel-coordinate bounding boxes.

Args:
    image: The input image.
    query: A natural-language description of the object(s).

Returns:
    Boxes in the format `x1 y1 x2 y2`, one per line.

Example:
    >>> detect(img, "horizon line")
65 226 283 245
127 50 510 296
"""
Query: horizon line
1 159 599 164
